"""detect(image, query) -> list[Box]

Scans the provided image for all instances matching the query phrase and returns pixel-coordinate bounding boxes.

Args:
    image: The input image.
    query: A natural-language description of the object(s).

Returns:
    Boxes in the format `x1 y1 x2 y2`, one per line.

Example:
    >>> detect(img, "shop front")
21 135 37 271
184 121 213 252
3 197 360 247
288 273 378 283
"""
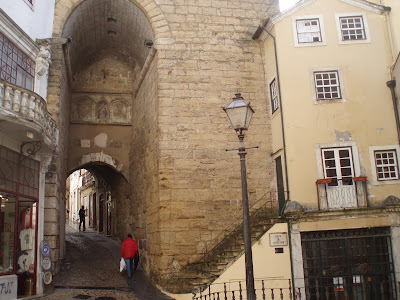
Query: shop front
0 145 39 297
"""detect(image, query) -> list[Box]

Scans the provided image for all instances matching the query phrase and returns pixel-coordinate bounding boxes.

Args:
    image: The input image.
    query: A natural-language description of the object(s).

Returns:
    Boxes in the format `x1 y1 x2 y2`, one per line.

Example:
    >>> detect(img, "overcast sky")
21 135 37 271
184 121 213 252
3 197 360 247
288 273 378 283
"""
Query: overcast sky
280 0 299 11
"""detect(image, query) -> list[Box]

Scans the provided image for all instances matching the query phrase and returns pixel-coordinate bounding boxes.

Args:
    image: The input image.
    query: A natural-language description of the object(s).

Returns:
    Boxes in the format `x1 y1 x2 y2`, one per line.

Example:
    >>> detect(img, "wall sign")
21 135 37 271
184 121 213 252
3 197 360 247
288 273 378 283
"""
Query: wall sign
0 275 17 300
269 232 288 247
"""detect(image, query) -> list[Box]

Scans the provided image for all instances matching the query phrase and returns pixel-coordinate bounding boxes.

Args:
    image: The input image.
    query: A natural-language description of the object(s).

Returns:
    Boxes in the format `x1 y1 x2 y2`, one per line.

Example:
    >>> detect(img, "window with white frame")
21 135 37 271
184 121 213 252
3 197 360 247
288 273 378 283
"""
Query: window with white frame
292 15 326 47
374 150 399 181
339 16 366 41
369 145 400 185
297 19 322 43
269 78 279 113
0 32 35 90
335 13 370 44
314 71 341 100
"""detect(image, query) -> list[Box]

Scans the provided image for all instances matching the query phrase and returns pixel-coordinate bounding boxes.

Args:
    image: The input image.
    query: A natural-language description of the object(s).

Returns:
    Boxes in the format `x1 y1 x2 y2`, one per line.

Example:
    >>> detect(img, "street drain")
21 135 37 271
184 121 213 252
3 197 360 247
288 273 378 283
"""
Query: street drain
73 295 91 299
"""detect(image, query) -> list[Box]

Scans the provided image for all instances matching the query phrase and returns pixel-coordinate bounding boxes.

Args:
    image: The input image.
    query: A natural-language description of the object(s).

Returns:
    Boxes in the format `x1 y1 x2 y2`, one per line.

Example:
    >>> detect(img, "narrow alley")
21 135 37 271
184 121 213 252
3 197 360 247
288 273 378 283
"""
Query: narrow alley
38 222 175 300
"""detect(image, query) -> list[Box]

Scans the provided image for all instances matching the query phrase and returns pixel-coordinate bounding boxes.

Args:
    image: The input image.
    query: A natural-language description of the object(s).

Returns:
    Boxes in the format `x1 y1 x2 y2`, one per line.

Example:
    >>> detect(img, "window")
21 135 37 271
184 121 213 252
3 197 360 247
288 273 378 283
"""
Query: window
314 71 341 100
321 147 357 209
335 13 370 44
375 150 399 180
296 19 322 43
292 15 326 47
369 145 400 185
269 78 279 113
0 32 35 90
316 142 365 209
340 16 366 41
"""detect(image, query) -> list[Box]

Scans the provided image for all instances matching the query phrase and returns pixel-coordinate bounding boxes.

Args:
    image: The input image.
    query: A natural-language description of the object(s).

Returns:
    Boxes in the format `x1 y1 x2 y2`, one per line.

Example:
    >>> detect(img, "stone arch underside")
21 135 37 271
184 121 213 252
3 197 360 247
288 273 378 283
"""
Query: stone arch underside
70 152 127 180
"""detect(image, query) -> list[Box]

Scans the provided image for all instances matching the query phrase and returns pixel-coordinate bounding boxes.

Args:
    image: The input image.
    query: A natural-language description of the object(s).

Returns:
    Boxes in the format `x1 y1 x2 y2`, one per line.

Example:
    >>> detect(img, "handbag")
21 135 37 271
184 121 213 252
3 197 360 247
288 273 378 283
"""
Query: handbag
119 258 126 272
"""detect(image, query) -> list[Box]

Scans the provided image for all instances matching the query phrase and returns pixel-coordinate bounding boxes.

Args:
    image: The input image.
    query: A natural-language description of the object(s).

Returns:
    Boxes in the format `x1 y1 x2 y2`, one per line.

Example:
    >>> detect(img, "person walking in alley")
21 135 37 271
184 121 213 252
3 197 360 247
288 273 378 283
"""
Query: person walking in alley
121 233 139 278
79 206 86 231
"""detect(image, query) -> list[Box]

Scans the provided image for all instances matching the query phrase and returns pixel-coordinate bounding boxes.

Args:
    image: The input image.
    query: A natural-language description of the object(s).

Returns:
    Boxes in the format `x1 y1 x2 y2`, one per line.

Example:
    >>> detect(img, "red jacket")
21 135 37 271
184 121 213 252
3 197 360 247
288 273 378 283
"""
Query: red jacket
121 238 138 258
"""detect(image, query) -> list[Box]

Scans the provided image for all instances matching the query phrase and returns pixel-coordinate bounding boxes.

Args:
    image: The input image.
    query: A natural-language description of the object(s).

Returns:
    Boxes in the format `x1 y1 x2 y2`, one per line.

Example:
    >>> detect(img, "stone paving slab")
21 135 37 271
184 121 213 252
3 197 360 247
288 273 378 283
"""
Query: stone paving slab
36 222 174 300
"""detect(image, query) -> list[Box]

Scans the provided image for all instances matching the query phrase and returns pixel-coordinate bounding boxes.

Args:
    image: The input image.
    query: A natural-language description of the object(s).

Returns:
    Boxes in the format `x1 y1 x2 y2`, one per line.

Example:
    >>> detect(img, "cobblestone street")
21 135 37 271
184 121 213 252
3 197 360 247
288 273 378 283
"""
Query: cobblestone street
37 223 175 300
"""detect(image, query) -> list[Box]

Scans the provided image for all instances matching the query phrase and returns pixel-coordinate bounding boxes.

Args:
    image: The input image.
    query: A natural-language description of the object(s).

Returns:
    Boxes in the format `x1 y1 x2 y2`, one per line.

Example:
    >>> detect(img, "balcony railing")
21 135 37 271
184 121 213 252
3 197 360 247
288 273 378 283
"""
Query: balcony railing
0 79 58 147
316 177 368 210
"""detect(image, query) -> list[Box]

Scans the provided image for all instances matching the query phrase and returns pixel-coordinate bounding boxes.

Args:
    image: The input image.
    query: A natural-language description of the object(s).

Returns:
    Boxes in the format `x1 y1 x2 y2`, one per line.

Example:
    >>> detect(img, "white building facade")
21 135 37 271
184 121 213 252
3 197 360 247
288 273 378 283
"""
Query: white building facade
0 0 56 298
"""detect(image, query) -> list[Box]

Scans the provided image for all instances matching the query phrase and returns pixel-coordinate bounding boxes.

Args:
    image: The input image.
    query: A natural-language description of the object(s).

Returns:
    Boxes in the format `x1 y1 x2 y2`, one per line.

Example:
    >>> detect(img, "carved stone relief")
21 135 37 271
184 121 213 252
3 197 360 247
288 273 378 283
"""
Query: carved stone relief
71 94 131 125
110 100 130 124
71 97 95 122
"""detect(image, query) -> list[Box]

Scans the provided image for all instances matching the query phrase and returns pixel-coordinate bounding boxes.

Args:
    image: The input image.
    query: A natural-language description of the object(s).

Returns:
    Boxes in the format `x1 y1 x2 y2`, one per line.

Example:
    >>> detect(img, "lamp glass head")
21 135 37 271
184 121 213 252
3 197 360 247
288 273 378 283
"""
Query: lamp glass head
223 93 254 131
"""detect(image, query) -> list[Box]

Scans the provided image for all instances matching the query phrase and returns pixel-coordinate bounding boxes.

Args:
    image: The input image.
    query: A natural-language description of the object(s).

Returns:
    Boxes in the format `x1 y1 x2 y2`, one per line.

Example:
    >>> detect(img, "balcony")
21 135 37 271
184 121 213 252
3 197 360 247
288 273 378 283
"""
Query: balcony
0 79 58 149
316 177 368 210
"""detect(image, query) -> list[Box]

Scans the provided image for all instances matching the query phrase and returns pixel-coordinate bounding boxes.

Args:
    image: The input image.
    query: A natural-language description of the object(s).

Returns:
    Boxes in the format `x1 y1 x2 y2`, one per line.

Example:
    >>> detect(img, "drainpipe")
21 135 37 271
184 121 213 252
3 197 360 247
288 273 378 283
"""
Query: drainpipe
252 24 295 294
386 80 400 145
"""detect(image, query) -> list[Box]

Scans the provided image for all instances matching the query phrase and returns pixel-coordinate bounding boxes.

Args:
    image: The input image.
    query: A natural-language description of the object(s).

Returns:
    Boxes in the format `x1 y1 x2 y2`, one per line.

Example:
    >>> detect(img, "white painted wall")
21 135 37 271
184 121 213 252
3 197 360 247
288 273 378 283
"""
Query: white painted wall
0 0 55 40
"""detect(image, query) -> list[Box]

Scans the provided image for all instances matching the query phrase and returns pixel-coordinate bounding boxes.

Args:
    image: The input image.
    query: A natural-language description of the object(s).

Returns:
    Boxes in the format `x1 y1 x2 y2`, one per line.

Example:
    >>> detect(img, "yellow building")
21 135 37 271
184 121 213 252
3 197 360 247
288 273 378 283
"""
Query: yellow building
252 0 400 298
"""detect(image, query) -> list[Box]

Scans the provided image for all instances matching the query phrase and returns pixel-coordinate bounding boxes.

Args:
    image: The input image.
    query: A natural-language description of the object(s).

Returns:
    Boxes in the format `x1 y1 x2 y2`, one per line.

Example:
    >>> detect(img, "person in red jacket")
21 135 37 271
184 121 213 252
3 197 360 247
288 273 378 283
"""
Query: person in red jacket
121 233 139 278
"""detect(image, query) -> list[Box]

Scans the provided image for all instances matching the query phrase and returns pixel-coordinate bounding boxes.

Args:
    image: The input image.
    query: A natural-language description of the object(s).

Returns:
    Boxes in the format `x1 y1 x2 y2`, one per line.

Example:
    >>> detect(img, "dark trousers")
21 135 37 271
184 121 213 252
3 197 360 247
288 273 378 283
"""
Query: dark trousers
133 254 139 271
79 218 85 231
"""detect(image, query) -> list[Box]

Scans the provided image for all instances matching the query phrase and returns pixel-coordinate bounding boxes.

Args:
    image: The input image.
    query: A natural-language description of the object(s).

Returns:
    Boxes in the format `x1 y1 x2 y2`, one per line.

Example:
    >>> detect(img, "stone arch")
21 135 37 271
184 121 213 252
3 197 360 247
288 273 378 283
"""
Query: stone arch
53 0 171 41
70 152 128 180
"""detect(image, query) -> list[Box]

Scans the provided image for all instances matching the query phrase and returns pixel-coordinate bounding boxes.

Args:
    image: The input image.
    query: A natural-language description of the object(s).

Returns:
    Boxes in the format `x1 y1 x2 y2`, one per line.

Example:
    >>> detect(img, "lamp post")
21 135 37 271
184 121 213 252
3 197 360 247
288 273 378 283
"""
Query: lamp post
223 92 256 300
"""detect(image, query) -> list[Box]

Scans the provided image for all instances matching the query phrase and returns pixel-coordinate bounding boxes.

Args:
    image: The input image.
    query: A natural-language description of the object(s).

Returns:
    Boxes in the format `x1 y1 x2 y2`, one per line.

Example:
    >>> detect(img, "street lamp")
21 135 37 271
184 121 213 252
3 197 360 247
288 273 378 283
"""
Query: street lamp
223 92 256 300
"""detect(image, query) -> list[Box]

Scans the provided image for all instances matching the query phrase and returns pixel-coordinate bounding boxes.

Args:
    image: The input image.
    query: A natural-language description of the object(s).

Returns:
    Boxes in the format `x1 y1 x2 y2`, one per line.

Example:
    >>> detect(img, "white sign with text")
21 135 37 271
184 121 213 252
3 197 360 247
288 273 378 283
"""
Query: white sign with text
269 232 288 247
0 275 17 300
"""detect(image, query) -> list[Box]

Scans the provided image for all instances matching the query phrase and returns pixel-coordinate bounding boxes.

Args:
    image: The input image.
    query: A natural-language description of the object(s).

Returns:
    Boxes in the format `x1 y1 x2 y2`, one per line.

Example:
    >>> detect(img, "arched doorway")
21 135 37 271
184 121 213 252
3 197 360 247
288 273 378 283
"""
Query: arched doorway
66 163 129 238
48 0 161 283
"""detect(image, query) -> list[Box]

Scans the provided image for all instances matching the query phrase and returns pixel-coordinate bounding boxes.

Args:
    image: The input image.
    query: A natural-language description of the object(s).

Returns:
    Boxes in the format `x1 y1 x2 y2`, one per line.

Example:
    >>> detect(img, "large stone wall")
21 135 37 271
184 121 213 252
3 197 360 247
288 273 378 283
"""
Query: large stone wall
130 51 159 276
50 0 278 293
45 39 71 272
150 0 277 292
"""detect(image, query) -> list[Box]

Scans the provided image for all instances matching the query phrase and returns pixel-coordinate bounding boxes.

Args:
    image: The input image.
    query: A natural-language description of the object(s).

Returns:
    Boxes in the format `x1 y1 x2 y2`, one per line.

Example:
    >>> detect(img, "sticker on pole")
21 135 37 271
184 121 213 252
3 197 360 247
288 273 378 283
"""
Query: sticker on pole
43 272 52 285
42 243 51 257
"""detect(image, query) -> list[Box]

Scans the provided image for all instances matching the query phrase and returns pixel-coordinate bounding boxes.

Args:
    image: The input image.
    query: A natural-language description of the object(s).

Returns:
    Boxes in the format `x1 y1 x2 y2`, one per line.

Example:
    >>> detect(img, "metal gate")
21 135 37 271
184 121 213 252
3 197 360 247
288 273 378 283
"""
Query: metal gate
301 227 397 300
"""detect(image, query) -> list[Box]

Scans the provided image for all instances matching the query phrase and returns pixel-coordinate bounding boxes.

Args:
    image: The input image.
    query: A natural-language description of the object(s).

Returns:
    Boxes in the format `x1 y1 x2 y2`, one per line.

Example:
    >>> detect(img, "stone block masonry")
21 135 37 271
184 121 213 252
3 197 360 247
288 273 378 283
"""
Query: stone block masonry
49 0 278 294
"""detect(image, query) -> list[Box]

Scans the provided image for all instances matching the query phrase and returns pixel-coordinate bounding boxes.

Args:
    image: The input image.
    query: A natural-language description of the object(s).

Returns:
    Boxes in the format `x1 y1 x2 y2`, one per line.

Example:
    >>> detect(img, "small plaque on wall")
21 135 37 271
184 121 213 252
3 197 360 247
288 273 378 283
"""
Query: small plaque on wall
269 232 288 247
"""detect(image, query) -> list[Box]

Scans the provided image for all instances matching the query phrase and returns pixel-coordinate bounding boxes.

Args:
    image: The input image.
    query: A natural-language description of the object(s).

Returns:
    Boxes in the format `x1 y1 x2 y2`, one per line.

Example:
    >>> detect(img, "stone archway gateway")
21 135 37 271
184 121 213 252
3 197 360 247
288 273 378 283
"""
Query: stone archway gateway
46 0 278 293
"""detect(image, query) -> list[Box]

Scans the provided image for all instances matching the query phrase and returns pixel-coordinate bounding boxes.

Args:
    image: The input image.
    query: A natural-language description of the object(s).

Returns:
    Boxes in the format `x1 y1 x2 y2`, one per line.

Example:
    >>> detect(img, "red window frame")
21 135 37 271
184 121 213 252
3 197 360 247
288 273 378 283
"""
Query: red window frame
0 32 35 90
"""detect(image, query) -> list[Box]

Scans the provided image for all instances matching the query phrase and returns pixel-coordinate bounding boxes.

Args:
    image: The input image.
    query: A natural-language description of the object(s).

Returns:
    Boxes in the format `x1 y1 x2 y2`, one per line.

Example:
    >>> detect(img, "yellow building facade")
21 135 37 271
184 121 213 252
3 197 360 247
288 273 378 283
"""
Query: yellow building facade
255 0 400 298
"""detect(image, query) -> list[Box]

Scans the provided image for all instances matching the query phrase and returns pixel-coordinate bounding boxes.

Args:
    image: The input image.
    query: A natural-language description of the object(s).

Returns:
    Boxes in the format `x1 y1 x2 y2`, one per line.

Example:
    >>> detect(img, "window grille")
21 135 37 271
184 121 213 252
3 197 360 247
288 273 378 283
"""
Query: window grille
301 227 396 300
375 150 399 180
269 78 279 113
314 71 341 100
340 16 366 41
0 32 35 90
296 19 322 43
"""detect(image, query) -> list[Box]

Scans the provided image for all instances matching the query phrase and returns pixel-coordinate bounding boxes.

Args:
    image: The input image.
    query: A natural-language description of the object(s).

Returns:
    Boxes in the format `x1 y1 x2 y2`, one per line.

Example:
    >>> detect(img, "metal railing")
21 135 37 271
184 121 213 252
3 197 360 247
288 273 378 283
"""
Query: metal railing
316 177 368 210
0 79 58 147
193 278 399 300
194 192 280 275
193 279 294 300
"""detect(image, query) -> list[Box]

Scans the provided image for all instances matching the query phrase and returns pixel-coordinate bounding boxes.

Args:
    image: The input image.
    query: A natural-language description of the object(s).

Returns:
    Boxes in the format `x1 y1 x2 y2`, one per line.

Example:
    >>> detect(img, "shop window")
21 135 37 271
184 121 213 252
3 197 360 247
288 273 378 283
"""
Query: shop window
0 146 39 296
0 193 16 274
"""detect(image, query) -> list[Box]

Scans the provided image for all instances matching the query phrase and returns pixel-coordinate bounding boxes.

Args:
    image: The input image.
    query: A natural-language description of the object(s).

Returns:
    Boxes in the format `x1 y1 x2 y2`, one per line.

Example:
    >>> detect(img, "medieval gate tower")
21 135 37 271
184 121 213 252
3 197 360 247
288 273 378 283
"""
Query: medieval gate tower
45 0 278 293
